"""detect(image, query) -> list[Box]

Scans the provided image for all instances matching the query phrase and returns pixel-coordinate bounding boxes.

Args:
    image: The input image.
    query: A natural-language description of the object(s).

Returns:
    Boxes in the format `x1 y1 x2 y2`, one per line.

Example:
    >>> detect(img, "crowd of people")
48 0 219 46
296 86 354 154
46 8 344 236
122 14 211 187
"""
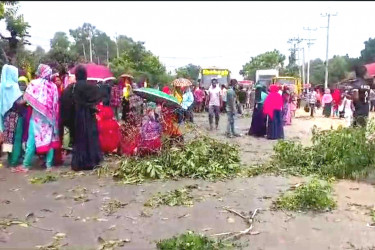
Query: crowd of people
0 62 372 173
304 65 372 128
0 63 183 173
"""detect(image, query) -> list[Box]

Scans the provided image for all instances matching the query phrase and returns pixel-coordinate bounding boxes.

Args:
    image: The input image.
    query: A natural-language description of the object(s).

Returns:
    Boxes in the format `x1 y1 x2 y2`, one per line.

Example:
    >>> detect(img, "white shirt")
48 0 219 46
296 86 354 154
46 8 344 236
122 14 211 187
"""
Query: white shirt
208 86 221 106
220 88 227 102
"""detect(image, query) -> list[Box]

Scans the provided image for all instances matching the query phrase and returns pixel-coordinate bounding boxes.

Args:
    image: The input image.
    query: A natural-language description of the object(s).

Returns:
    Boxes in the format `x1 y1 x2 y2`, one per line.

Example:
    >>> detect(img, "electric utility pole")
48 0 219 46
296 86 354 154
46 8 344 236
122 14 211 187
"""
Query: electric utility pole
88 30 93 62
287 37 304 78
115 33 119 59
321 12 337 89
303 27 317 85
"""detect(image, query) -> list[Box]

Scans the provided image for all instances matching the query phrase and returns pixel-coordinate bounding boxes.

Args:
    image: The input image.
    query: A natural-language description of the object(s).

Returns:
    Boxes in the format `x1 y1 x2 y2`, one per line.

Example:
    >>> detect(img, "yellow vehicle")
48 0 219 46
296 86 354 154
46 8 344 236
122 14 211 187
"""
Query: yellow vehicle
271 76 302 95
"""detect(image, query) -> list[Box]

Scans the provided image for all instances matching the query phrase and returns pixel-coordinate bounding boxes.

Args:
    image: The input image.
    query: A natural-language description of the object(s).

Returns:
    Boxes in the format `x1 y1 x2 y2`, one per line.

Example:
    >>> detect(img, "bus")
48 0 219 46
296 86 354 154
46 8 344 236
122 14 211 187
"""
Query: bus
198 67 231 89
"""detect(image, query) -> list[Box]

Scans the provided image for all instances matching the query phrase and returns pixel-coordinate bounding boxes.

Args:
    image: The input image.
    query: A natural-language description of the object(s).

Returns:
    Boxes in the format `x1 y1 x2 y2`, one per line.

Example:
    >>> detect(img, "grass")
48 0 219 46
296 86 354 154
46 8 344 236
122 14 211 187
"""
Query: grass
29 174 58 184
156 231 236 250
247 121 375 180
144 185 198 208
101 199 128 215
273 178 337 212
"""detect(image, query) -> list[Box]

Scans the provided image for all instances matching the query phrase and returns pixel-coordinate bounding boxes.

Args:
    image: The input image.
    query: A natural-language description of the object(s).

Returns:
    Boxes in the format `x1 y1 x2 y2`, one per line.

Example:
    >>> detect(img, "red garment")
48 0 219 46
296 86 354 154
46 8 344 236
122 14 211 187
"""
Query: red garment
162 86 171 95
119 112 142 156
97 104 120 153
332 89 341 108
263 84 283 120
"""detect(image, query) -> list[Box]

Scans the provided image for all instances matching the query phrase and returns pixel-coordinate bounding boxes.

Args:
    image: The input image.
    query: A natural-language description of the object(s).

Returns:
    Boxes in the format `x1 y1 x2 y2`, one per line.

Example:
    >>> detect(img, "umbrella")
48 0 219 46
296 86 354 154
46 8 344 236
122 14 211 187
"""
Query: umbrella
69 63 115 82
171 78 192 87
133 88 181 108
120 74 134 79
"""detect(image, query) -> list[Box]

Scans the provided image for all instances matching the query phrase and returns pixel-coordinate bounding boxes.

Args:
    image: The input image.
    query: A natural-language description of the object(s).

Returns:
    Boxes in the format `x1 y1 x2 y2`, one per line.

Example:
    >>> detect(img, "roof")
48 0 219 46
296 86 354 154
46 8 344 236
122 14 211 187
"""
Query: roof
365 63 375 77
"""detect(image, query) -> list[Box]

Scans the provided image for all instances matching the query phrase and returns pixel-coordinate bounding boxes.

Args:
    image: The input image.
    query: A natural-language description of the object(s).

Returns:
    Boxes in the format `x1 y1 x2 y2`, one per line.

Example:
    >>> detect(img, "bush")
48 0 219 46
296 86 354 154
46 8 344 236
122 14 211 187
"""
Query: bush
271 124 375 179
273 178 336 212
112 136 241 183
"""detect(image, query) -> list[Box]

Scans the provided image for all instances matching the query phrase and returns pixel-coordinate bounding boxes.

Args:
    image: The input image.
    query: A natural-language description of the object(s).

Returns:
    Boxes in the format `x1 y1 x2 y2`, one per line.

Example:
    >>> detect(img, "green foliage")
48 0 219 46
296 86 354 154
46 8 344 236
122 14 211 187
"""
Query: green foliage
175 64 201 81
284 49 299 77
111 136 241 184
274 178 336 212
308 55 356 86
360 37 375 64
145 186 197 208
270 123 375 179
29 174 58 184
156 231 235 250
241 49 285 80
101 199 128 215
50 32 70 50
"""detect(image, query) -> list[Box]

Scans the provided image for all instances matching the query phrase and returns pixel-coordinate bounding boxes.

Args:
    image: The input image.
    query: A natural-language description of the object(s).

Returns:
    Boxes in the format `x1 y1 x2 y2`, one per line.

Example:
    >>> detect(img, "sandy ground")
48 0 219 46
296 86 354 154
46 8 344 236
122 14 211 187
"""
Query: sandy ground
1 108 375 250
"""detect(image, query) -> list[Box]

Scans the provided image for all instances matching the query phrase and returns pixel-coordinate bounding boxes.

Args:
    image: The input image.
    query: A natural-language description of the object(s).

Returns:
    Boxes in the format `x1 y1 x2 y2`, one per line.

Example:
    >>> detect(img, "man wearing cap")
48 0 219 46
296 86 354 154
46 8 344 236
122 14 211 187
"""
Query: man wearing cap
206 78 222 130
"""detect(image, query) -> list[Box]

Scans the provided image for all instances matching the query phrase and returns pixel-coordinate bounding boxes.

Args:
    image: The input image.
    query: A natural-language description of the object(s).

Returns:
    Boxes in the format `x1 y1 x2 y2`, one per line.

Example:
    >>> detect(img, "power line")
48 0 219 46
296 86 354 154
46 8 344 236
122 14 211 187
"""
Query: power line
321 12 338 89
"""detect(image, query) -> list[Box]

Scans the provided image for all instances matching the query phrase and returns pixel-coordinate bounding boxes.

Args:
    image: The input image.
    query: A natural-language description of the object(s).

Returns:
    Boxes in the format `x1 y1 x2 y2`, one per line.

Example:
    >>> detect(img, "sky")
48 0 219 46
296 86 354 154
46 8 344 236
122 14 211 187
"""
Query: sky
3 1 375 79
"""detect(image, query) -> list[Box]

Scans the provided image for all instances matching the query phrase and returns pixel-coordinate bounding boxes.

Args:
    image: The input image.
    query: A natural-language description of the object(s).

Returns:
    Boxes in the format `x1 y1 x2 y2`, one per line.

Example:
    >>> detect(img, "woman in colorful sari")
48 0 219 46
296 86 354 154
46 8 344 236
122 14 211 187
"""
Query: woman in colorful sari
332 89 341 117
282 88 292 125
71 65 103 171
138 102 162 156
322 88 333 118
248 83 268 137
15 64 60 173
0 65 25 169
51 74 64 166
121 77 133 121
263 84 284 140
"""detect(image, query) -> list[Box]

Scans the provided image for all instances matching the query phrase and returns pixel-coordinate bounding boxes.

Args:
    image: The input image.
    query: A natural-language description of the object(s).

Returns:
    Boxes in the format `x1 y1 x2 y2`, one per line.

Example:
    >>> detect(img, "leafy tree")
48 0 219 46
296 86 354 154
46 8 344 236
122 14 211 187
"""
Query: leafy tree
284 49 299 77
308 58 325 86
360 38 375 64
69 23 96 61
175 64 200 80
0 1 31 64
241 49 285 80
328 55 350 84
50 32 70 50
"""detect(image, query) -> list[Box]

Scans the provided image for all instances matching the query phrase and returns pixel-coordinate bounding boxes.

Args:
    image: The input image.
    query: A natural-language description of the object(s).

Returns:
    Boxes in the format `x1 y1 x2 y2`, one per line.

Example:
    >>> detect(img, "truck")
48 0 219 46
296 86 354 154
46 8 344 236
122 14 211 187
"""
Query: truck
255 69 279 87
271 76 302 95
198 67 231 89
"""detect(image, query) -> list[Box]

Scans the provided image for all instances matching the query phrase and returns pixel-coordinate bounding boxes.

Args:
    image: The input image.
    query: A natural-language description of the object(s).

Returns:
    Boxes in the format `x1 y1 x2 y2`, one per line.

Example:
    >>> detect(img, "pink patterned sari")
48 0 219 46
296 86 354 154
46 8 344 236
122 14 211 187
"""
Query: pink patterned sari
23 64 60 153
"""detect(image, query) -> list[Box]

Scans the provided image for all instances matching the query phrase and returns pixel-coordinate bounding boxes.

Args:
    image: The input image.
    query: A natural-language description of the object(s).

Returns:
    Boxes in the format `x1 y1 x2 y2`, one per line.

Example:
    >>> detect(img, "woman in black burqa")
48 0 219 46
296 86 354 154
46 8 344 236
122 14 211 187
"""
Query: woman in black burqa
71 65 103 170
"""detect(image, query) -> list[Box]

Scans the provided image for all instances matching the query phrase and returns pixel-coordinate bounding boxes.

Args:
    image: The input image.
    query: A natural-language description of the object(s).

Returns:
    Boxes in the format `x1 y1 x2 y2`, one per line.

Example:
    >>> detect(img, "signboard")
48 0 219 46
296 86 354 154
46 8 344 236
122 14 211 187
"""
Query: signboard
202 69 229 76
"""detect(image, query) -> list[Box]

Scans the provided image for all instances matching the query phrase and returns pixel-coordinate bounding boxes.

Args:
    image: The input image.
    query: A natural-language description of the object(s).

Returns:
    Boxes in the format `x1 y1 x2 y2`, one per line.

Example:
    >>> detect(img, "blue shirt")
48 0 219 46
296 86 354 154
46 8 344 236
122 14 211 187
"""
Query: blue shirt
182 90 194 110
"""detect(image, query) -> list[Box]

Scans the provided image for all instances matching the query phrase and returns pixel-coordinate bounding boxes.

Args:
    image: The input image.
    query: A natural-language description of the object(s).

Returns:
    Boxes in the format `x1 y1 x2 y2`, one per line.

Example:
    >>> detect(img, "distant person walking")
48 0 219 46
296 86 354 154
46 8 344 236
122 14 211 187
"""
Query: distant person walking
308 88 317 117
226 79 240 138
370 89 375 112
263 84 284 140
206 78 222 130
322 88 333 118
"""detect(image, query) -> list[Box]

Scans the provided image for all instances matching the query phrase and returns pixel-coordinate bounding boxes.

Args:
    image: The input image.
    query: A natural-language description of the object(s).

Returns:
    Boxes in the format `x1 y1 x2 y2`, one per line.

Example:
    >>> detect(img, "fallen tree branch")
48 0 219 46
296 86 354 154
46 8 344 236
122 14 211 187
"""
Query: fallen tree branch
211 208 260 240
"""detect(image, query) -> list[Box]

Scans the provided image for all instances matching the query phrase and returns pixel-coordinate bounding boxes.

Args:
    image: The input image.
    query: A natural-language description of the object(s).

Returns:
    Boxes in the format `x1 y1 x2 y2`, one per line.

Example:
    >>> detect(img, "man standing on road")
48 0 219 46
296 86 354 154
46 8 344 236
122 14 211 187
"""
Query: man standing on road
220 84 227 113
351 65 371 127
308 87 317 117
226 79 241 138
206 78 222 130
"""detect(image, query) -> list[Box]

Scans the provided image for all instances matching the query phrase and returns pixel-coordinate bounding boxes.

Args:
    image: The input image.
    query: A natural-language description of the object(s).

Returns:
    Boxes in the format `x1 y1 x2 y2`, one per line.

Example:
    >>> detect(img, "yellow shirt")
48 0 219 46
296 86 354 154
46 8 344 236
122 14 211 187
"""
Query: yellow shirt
174 90 183 104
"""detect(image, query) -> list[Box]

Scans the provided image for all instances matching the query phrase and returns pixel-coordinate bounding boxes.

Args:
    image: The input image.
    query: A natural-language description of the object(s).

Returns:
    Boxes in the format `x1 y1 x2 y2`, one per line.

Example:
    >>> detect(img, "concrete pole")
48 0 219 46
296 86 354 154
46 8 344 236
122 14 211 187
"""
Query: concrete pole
89 30 93 63
324 14 330 89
